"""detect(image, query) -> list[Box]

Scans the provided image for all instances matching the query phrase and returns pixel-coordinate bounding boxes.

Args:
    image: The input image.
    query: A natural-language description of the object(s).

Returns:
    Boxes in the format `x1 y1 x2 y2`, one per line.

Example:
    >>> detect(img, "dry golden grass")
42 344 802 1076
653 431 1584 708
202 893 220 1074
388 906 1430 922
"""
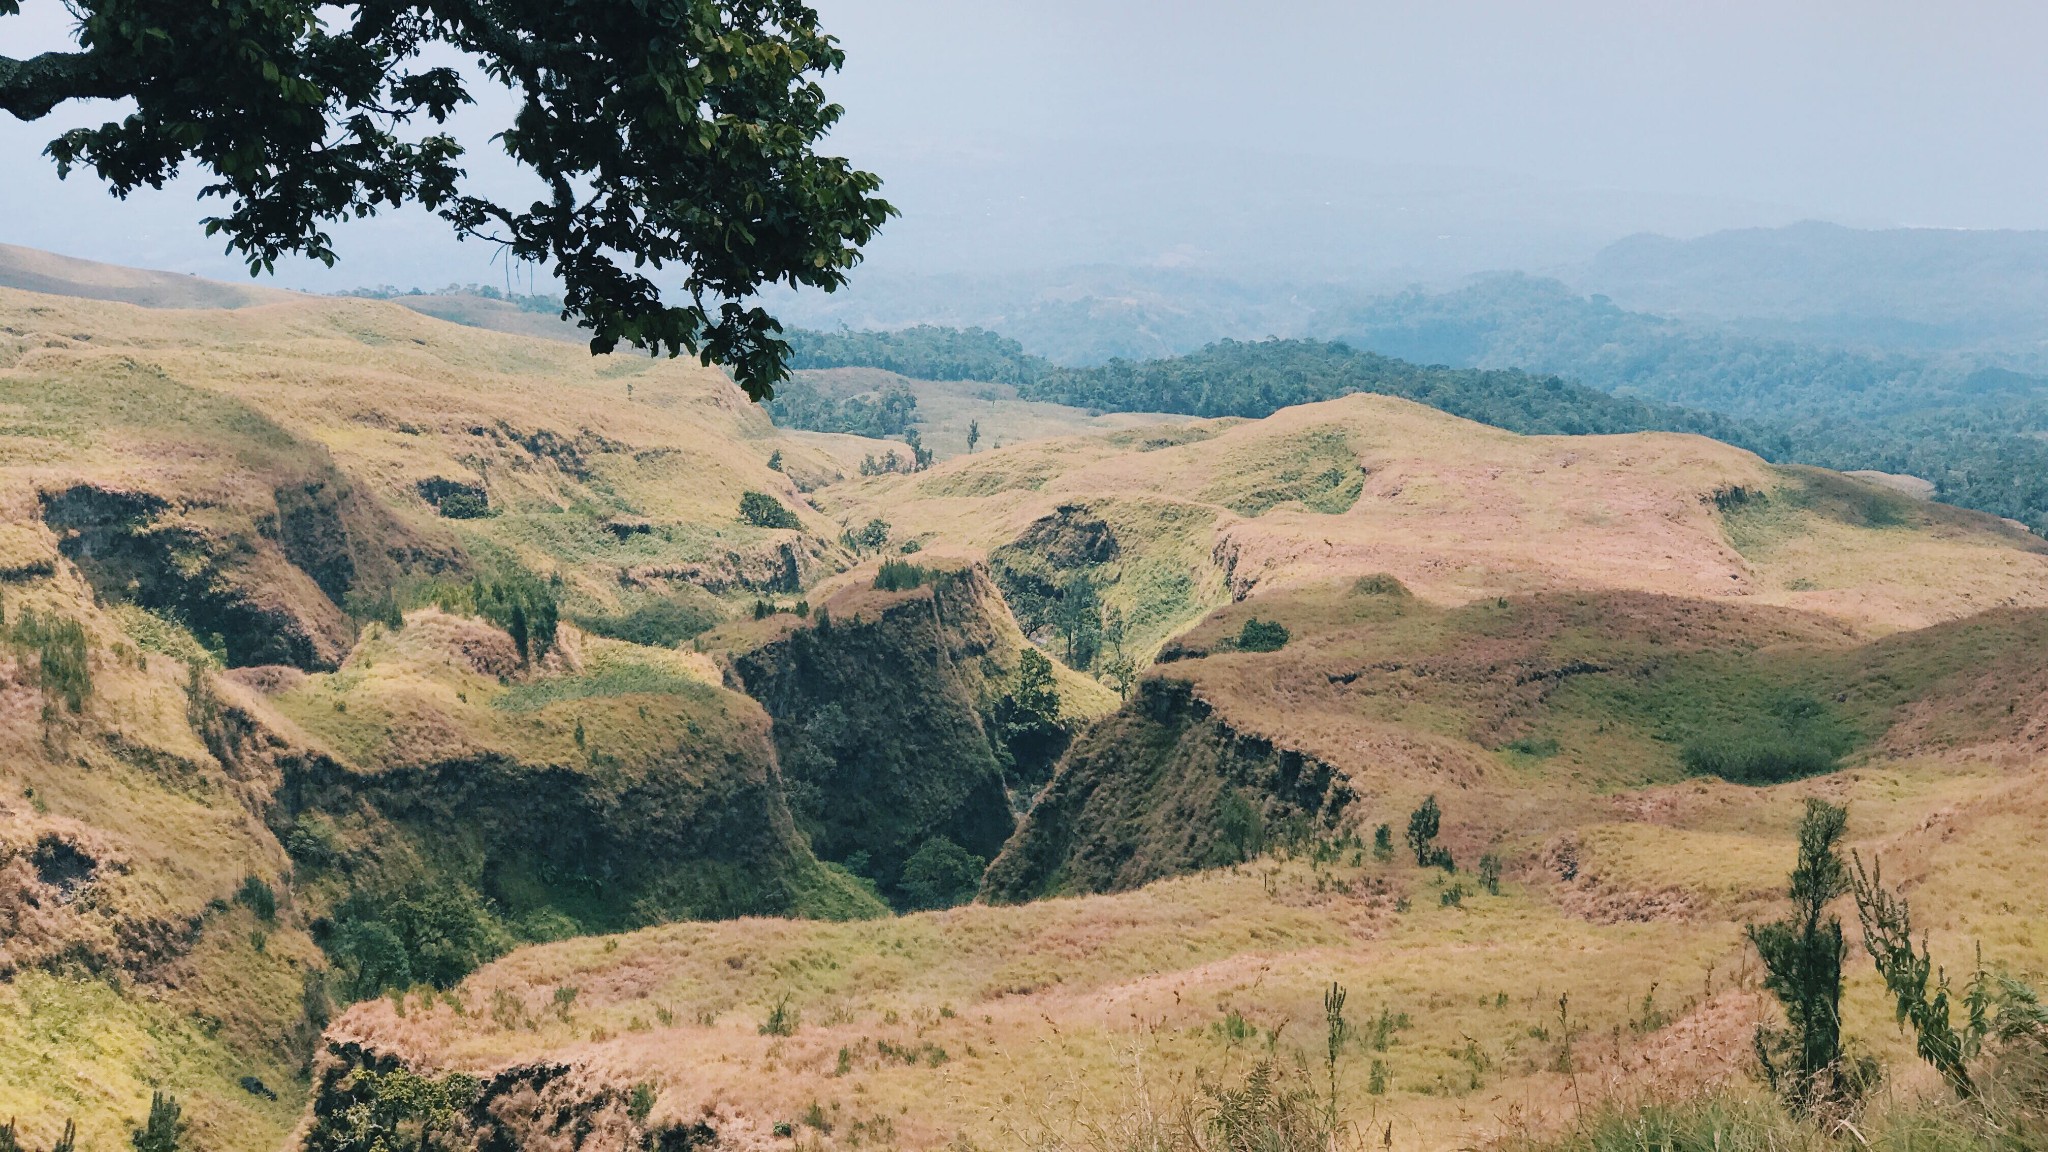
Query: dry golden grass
331 746 2048 1152
0 285 879 632
0 284 885 1150
4 272 2046 1152
0 243 299 310
0 570 315 1151
820 395 2048 647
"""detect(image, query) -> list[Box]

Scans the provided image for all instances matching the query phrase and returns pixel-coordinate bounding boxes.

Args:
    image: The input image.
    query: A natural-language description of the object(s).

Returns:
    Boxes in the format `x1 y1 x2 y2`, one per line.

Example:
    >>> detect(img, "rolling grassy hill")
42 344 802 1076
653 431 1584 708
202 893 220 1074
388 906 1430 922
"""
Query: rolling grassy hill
0 283 1110 1149
316 394 2048 1151
0 250 2044 1152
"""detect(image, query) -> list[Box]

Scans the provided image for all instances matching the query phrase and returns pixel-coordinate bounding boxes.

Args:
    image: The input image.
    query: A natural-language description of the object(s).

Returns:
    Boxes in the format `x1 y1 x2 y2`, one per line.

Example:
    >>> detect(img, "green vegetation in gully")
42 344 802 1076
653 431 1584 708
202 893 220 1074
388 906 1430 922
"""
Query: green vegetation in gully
764 377 921 437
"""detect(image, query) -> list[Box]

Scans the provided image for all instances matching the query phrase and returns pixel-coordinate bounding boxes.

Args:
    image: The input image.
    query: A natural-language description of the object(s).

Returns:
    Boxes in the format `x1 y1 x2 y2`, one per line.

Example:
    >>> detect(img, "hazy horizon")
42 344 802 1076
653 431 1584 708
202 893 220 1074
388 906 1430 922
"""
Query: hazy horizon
3 1 2046 291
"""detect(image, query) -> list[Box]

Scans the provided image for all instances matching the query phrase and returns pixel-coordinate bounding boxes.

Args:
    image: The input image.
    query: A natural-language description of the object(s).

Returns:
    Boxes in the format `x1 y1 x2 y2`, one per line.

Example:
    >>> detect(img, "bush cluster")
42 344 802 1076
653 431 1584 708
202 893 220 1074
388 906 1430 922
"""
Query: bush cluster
7 606 92 712
1235 616 1290 652
739 491 802 529
873 559 930 592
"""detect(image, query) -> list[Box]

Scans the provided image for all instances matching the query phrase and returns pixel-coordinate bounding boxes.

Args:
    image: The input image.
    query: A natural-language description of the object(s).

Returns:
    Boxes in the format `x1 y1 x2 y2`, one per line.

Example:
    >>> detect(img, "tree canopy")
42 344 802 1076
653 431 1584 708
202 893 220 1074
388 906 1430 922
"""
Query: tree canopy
0 0 893 399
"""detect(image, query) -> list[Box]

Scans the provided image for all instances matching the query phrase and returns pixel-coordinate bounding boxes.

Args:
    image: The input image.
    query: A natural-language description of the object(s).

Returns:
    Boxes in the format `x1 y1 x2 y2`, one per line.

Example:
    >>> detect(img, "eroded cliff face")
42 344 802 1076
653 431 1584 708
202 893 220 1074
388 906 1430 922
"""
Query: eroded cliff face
982 677 1354 903
271 685 875 936
727 565 1029 894
305 1042 709 1152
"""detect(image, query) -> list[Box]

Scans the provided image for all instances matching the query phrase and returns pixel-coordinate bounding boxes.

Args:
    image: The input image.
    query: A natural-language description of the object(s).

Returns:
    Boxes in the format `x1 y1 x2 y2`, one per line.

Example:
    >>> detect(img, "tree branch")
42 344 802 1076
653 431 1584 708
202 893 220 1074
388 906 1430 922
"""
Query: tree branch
0 49 123 120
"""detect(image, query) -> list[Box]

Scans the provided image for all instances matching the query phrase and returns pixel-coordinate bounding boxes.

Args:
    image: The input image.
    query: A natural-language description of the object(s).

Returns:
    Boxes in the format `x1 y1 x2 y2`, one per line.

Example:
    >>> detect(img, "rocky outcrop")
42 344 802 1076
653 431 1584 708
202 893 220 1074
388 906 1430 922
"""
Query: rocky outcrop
306 1042 707 1152
983 677 1354 902
40 463 448 670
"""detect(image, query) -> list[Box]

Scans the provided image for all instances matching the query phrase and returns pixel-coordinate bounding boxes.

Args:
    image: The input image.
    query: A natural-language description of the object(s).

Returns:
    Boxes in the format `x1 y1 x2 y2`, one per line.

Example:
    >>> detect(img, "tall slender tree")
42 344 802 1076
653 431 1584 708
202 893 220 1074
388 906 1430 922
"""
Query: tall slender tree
131 1092 182 1152
1749 798 1852 1112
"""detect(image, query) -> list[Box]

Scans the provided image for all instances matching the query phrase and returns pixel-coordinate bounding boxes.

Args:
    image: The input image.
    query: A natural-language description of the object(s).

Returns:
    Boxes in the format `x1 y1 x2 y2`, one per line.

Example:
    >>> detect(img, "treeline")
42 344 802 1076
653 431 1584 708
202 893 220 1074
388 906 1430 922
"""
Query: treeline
1019 338 1772 448
1321 273 2048 425
785 316 2048 533
1322 274 2048 531
762 377 920 437
786 325 1053 385
341 284 565 315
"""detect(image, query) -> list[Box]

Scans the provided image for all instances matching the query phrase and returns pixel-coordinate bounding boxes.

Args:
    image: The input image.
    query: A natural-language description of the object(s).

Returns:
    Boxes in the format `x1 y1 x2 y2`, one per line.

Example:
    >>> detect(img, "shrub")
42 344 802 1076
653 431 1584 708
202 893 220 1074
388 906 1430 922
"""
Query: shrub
993 648 1068 787
1236 616 1290 652
11 609 91 711
739 491 801 529
1748 798 1854 1113
1851 853 2048 1105
1440 883 1467 908
237 875 277 922
897 836 986 910
1478 854 1503 895
327 880 501 1000
416 477 492 519
1216 788 1266 865
456 573 560 663
571 594 720 647
1371 824 1394 862
760 994 801 1036
1351 573 1410 598
285 814 344 868
873 558 929 592
843 518 890 553
1683 693 1853 785
131 1092 182 1152
1101 653 1138 698
302 1068 479 1152
1055 573 1103 669
1682 738 1837 785
1405 796 1442 867
1203 1060 1338 1152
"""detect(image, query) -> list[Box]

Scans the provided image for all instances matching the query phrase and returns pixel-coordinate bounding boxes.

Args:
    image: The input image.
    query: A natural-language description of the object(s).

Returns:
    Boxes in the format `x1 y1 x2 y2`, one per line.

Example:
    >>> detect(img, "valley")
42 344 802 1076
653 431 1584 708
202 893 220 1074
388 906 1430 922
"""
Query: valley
0 258 2044 1152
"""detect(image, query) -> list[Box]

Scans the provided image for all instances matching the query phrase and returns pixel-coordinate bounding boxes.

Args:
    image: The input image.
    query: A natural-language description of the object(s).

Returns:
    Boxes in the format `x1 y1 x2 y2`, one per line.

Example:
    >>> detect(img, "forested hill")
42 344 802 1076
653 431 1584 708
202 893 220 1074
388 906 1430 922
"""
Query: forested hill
780 322 2048 533
787 325 1054 384
1016 338 1770 447
1317 273 2048 425
1312 274 2048 532
784 326 1768 449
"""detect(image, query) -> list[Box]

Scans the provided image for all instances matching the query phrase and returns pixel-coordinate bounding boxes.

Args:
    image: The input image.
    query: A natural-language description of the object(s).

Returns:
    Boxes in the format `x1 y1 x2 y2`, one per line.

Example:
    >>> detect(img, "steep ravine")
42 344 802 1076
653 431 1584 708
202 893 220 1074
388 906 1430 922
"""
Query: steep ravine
726 564 1034 900
982 676 1356 902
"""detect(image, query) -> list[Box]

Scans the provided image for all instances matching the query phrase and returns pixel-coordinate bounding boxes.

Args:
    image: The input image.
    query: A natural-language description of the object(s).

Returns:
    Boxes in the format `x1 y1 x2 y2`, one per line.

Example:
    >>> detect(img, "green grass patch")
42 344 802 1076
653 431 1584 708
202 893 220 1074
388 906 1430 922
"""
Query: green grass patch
1203 427 1364 516
108 604 225 668
570 589 724 648
492 662 715 712
1721 468 1923 559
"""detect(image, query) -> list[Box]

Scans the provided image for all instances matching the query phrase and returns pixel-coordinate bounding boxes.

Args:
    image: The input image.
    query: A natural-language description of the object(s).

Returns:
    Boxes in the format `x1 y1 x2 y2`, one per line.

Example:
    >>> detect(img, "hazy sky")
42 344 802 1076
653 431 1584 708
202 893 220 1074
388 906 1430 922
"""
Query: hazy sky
3 1 2046 287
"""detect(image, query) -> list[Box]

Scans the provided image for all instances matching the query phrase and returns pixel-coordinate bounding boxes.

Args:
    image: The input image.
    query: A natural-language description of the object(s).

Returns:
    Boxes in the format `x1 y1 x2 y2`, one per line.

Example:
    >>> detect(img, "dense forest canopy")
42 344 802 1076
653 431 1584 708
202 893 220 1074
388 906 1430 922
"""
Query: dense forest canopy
1020 338 1768 444
763 378 920 438
1317 275 2048 531
788 325 1053 384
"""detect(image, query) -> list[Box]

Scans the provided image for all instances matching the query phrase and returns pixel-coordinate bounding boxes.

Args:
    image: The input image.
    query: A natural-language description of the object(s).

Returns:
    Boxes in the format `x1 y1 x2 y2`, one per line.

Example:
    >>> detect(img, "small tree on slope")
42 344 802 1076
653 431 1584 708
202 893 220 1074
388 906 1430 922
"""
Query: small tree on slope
132 1092 182 1152
1748 797 1853 1113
